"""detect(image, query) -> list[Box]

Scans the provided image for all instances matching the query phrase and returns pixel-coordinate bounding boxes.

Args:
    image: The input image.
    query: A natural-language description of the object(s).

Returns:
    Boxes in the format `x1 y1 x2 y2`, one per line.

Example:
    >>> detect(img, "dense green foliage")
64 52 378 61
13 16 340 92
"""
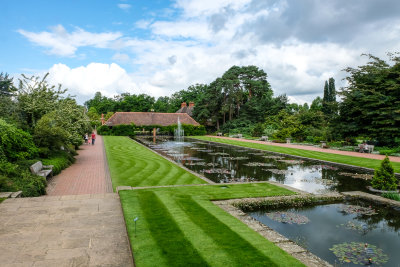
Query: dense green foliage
0 119 38 161
0 72 89 196
103 136 206 189
98 124 136 136
191 136 400 172
337 54 400 146
371 156 398 191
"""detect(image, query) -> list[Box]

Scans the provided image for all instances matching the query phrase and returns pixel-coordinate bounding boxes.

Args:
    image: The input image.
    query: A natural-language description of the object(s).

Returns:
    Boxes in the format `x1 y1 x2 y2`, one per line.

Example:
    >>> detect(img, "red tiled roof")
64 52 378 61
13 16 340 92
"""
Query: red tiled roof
105 112 200 127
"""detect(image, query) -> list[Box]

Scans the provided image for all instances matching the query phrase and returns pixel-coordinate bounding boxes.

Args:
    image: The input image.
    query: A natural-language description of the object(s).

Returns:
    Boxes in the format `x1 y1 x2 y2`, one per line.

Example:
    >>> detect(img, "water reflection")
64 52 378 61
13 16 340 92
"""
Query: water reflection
248 201 400 266
136 136 371 194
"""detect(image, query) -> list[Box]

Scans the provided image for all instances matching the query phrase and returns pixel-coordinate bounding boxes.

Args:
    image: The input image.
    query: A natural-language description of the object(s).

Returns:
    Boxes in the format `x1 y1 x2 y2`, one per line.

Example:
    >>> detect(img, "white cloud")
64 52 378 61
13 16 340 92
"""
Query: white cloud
112 53 130 63
47 63 138 100
47 62 169 103
135 19 153 29
18 25 122 57
118 3 131 10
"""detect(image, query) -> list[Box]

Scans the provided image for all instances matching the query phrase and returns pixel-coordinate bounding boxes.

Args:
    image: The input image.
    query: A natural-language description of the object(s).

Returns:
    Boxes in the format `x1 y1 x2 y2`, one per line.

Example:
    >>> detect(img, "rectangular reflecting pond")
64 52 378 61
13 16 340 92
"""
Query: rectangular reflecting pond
248 201 400 266
136 137 371 194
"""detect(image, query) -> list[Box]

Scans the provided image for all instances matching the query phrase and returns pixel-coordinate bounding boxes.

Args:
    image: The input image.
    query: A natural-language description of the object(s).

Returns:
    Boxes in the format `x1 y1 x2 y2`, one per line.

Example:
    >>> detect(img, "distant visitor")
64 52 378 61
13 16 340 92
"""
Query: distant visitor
91 132 96 145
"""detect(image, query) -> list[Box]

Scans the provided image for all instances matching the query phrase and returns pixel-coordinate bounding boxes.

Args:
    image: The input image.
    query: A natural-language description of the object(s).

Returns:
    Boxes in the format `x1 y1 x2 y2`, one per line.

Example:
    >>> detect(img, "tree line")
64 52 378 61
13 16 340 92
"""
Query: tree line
85 53 400 147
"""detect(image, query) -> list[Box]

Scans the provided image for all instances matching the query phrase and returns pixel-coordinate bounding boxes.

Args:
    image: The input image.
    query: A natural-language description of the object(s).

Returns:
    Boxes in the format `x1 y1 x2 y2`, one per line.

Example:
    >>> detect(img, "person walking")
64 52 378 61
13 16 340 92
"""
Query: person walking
84 133 89 145
91 132 96 145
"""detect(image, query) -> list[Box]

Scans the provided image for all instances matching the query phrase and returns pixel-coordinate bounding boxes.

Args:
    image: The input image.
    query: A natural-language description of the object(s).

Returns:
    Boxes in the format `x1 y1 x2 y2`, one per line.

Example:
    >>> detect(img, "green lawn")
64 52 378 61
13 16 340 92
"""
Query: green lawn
0 198 5 203
103 136 206 190
119 183 303 267
191 136 400 173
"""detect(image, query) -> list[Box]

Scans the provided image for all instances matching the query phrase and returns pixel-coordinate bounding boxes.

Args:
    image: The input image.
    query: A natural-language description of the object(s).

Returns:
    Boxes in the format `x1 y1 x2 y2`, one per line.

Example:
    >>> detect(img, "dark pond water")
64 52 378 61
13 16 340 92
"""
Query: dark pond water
248 201 400 266
136 137 371 194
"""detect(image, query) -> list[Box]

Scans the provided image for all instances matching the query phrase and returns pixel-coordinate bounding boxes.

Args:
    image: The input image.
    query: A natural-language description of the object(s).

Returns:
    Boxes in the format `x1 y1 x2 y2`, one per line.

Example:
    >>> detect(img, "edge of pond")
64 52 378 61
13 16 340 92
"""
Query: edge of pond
129 137 215 184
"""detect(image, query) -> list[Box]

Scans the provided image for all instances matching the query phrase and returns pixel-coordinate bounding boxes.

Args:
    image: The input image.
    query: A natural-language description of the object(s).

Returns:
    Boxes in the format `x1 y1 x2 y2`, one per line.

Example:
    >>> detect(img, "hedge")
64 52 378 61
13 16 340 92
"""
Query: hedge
98 123 206 136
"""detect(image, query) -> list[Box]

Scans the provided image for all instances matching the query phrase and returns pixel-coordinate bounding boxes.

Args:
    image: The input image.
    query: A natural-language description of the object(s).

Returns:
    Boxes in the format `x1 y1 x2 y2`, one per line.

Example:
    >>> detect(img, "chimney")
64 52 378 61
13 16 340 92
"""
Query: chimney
181 102 187 109
101 114 105 125
189 102 195 108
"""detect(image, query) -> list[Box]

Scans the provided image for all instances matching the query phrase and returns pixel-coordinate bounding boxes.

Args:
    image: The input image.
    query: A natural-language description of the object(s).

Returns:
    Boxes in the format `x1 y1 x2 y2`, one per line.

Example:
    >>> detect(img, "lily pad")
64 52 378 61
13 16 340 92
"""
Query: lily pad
337 221 370 234
208 152 230 156
221 156 249 160
266 212 310 225
201 168 231 174
338 204 377 216
338 172 374 180
277 159 304 164
330 242 388 265
266 169 290 175
308 164 339 170
244 162 275 167
248 152 266 156
262 156 284 159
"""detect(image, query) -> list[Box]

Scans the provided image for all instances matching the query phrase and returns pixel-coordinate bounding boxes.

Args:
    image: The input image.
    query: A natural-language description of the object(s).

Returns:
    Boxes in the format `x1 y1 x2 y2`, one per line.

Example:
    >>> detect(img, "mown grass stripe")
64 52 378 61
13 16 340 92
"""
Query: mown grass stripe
156 192 236 266
138 191 210 267
103 136 206 189
178 195 278 266
191 136 400 172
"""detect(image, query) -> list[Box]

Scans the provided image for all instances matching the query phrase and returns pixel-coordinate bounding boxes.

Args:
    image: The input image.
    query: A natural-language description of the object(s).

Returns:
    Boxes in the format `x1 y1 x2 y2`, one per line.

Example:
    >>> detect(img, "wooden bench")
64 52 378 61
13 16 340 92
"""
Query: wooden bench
354 144 374 153
260 136 268 141
237 134 243 138
30 161 53 178
217 132 223 136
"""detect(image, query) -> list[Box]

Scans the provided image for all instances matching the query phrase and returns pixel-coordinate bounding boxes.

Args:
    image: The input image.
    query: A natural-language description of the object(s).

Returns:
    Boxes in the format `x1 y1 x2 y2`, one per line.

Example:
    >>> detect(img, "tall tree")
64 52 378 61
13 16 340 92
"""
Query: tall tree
18 73 66 129
0 73 18 122
337 53 400 145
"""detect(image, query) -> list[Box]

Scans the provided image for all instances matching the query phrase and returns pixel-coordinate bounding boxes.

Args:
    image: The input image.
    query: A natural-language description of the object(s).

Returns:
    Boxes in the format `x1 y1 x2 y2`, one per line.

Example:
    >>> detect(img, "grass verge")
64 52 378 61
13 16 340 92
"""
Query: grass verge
382 192 400 201
0 197 5 203
191 136 400 173
103 136 206 190
119 183 304 267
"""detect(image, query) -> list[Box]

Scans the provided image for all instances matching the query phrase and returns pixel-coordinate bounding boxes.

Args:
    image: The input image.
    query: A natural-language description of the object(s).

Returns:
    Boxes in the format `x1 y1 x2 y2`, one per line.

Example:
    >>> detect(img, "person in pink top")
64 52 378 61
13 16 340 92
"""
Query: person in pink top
91 132 96 145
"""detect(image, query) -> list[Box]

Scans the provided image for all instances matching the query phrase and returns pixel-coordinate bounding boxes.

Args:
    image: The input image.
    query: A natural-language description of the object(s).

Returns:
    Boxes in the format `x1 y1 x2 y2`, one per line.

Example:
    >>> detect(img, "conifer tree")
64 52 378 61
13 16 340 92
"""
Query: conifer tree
371 156 398 191
328 77 336 102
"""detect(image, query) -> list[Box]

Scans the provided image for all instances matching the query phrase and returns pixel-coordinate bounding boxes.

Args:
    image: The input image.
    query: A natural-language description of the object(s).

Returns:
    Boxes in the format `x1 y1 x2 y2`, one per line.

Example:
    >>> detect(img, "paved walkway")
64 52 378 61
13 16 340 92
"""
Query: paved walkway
211 136 400 163
47 135 113 195
0 134 134 266
0 194 133 266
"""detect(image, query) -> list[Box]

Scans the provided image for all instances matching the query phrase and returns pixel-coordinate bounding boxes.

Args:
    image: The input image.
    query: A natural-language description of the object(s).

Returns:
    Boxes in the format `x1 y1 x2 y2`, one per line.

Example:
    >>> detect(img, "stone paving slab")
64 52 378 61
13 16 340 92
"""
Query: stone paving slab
0 193 133 267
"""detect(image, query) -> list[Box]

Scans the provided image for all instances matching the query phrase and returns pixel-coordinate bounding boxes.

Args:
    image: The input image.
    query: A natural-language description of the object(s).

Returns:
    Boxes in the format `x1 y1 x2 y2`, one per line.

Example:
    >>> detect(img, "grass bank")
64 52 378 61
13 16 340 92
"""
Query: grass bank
119 183 303 267
0 198 5 203
103 136 206 190
191 136 400 173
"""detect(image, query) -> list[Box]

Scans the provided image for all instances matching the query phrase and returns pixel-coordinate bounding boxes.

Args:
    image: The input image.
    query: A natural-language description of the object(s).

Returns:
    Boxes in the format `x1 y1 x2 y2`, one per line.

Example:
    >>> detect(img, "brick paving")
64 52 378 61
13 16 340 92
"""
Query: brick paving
47 134 113 196
211 136 400 163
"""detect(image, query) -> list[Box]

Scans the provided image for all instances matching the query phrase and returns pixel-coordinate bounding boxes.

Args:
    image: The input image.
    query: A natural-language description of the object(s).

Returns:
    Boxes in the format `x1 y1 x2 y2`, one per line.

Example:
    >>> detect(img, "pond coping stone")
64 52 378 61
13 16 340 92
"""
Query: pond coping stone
342 191 400 208
132 137 215 184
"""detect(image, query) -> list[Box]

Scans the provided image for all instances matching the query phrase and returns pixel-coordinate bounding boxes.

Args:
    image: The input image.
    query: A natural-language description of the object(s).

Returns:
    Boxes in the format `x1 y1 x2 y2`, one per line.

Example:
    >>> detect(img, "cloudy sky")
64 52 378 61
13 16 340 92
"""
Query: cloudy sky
2 0 400 104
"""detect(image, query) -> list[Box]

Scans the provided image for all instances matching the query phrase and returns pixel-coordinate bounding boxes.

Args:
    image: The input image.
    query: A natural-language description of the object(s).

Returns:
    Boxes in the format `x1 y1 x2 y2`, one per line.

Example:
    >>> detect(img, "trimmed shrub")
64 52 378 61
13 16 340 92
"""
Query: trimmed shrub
371 156 398 191
97 125 111 135
97 124 135 136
